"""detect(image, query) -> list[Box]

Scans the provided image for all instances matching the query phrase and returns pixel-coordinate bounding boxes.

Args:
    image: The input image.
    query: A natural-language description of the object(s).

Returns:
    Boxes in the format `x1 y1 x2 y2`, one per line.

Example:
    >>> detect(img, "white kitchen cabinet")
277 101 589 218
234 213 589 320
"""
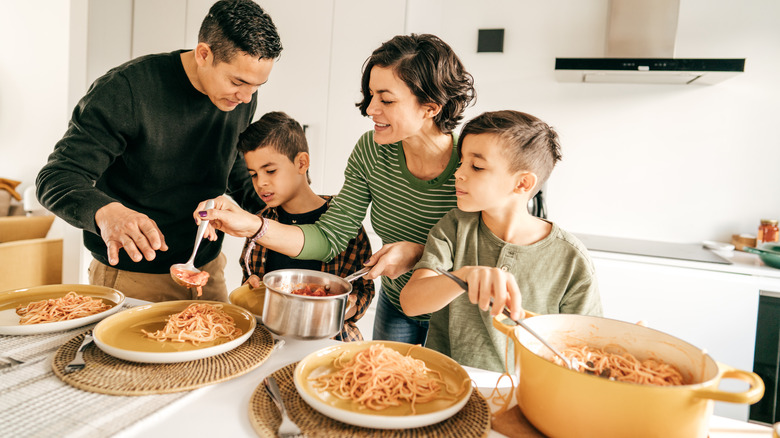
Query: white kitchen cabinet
591 253 774 421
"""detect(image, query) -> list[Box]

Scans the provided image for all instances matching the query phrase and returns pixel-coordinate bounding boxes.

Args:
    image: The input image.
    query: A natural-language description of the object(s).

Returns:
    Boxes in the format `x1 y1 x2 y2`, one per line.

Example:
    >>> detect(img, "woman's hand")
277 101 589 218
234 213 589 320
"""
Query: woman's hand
194 195 263 241
363 241 424 279
454 266 524 321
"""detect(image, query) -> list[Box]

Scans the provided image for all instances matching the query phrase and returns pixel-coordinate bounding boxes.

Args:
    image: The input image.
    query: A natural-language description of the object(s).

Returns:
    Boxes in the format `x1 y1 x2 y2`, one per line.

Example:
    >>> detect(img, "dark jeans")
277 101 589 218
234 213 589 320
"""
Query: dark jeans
372 290 429 345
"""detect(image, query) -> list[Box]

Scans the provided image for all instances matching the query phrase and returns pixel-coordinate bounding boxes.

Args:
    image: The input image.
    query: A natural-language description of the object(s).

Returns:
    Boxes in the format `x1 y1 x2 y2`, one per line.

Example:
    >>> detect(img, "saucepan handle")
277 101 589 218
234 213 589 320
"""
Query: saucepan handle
691 362 765 404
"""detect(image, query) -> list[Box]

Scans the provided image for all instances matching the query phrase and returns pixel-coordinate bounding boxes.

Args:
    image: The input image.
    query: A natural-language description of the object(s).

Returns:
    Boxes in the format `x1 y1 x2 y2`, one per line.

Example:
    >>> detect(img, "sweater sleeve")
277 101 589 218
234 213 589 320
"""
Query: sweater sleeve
296 133 374 262
36 72 136 235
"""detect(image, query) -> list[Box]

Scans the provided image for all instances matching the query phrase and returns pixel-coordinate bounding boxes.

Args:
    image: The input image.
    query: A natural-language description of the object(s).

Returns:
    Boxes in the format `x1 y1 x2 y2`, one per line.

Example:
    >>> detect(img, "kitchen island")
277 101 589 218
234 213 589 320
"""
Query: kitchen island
1 296 772 437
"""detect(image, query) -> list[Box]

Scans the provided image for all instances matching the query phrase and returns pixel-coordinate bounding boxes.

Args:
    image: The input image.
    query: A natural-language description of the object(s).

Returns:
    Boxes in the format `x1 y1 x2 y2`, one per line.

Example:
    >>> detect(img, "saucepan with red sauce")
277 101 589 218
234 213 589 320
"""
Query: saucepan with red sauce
261 269 360 340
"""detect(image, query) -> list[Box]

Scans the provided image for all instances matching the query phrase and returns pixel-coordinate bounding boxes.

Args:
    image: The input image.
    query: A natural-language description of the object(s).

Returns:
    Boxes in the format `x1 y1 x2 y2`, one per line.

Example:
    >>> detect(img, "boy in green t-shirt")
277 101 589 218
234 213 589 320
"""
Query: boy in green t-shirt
400 110 602 372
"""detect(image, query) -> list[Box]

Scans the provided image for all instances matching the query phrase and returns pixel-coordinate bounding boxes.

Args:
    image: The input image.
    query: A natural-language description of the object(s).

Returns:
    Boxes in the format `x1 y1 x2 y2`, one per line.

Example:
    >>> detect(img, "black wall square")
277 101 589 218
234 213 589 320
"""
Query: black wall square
477 28 504 53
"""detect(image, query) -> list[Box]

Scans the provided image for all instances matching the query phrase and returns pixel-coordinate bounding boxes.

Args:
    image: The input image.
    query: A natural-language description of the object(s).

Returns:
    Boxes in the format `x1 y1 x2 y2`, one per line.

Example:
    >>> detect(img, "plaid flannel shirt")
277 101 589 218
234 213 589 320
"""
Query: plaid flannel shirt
240 195 375 341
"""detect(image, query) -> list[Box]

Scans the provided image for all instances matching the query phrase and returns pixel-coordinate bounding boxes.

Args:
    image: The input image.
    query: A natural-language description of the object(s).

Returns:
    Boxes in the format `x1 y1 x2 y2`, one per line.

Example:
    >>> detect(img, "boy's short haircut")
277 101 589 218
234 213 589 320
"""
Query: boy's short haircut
198 0 283 64
238 111 311 184
458 110 562 194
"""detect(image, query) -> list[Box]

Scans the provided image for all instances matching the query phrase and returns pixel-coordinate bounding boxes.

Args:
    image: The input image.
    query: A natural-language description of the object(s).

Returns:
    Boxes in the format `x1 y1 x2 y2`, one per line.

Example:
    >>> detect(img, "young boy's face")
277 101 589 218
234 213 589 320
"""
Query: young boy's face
244 146 306 208
455 133 526 212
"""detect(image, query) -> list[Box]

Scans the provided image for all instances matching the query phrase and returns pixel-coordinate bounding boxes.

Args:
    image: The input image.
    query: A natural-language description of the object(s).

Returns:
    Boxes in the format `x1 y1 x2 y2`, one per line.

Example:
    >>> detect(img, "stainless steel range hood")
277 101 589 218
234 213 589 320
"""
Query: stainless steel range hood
555 0 745 85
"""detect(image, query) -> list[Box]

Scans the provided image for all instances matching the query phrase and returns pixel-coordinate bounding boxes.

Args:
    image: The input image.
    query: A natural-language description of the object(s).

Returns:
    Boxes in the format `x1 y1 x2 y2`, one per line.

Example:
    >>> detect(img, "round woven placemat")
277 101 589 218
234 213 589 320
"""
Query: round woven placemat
51 325 274 395
249 362 491 438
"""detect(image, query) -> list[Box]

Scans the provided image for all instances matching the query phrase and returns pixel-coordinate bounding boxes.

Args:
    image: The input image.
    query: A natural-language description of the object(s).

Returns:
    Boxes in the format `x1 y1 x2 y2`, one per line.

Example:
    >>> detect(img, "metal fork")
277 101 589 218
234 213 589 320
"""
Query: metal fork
433 267 574 370
64 330 94 373
264 375 302 438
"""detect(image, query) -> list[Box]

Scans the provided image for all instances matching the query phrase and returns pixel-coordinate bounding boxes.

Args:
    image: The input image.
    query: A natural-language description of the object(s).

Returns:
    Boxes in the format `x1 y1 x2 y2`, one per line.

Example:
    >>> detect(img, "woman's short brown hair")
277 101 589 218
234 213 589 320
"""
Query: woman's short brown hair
356 34 475 134
458 111 563 193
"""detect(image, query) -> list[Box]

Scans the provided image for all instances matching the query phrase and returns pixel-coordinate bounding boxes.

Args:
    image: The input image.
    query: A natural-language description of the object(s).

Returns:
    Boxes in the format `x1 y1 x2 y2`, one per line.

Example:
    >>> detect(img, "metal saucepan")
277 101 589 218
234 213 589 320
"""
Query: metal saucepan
493 314 764 438
261 268 368 340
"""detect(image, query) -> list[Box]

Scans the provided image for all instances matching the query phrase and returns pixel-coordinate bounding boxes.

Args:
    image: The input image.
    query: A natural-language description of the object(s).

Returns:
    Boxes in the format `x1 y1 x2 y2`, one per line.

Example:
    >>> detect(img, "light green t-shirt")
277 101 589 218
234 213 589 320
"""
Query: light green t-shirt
414 208 603 372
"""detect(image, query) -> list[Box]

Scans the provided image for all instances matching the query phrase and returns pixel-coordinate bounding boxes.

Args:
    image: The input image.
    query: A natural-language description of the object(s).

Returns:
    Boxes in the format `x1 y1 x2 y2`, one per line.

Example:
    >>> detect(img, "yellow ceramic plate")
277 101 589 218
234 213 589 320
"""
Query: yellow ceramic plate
293 341 472 429
0 284 125 335
93 300 255 363
228 283 266 322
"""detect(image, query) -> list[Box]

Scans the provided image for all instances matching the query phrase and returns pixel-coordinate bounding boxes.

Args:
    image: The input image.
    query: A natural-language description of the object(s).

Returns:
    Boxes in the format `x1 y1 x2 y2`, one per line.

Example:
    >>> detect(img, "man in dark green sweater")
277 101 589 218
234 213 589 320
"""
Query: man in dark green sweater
36 0 281 302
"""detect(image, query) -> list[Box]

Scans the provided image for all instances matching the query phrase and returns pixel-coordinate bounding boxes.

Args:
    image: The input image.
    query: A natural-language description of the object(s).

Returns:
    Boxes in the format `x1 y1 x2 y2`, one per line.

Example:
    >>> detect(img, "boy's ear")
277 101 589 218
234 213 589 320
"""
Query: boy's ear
514 171 538 195
294 152 310 175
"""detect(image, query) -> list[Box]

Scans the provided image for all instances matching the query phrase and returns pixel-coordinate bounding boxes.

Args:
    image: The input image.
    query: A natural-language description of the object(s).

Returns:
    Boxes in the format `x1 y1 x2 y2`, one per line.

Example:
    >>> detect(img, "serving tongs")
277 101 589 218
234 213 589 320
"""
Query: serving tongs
434 267 574 370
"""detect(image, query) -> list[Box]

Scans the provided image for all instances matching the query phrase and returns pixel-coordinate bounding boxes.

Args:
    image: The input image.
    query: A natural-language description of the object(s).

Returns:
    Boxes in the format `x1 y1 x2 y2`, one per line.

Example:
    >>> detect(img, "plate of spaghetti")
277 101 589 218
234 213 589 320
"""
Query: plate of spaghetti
293 341 472 429
92 300 255 363
0 284 125 335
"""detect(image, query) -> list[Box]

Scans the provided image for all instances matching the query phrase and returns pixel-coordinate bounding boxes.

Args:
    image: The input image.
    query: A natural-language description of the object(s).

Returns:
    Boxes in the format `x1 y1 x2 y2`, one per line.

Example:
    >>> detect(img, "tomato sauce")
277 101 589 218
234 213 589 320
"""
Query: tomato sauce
290 283 337 297
172 268 210 297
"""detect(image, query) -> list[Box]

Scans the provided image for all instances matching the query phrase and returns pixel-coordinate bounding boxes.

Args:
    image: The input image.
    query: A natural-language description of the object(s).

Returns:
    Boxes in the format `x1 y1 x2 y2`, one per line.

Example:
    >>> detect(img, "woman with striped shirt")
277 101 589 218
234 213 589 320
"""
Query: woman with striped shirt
197 34 475 344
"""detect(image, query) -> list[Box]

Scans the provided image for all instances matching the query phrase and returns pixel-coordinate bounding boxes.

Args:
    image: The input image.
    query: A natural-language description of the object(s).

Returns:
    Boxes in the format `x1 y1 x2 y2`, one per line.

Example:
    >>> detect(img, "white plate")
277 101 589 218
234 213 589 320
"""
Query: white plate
703 240 735 251
0 284 125 335
293 341 472 429
93 300 255 363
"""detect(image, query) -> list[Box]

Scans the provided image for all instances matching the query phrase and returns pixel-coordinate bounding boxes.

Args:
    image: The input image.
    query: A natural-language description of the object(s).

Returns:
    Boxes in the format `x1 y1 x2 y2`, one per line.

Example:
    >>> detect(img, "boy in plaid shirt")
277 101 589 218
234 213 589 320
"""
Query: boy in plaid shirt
237 112 375 341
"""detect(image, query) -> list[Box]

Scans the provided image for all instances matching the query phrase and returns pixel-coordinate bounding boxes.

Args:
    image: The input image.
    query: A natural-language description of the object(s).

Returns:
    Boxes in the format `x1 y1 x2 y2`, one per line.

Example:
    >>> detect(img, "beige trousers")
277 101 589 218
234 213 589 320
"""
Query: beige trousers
88 253 228 302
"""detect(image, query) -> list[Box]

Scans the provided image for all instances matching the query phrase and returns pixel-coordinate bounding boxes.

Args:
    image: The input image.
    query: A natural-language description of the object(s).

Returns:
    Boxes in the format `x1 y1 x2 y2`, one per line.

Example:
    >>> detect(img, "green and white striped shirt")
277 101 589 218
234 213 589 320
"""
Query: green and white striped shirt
297 131 459 320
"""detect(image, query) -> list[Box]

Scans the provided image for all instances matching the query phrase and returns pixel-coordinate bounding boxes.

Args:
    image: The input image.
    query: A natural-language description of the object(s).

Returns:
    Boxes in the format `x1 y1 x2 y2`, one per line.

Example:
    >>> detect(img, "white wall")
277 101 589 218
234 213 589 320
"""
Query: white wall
0 1 71 200
405 0 780 244
2 0 779 286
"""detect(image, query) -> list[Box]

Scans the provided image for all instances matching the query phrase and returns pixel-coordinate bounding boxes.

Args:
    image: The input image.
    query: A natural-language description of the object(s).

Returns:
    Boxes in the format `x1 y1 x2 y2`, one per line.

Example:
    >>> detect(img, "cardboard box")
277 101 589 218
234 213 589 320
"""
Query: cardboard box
0 215 62 291
0 215 55 242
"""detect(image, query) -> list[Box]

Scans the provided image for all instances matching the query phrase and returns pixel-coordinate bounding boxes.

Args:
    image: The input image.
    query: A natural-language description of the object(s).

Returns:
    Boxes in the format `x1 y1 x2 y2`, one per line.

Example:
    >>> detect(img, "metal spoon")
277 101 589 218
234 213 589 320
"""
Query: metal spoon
433 267 574 370
170 199 214 287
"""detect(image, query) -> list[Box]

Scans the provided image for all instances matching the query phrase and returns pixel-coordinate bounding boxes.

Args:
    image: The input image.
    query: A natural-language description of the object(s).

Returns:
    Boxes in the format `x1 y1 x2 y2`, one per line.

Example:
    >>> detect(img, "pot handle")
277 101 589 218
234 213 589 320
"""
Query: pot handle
691 362 765 404
492 310 540 335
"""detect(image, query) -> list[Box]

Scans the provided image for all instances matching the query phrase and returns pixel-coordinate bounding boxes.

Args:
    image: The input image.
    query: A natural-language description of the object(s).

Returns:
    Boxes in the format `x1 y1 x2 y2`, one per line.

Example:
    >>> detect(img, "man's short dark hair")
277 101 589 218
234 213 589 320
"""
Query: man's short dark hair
198 0 282 64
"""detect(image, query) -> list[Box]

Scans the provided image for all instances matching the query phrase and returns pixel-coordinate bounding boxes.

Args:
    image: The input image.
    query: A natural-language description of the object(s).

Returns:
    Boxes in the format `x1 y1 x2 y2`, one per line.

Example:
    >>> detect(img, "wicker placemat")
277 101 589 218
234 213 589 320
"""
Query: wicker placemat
51 325 274 395
249 362 491 438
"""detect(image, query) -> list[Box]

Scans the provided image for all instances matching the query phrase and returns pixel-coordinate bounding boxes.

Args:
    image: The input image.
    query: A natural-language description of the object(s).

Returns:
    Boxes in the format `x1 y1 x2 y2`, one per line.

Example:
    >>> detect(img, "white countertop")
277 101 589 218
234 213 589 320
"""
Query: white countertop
2 298 772 437
577 233 780 280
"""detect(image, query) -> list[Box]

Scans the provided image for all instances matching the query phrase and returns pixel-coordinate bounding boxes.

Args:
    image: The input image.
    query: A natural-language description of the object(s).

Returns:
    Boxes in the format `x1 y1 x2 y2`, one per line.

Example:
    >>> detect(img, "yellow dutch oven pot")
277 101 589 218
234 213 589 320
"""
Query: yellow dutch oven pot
493 313 764 438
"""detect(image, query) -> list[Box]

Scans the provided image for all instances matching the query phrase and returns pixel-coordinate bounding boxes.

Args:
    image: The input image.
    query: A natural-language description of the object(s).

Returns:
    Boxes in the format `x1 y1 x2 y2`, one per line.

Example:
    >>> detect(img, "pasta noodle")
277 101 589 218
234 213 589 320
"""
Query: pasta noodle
142 303 241 345
310 344 469 414
554 345 686 386
16 291 111 325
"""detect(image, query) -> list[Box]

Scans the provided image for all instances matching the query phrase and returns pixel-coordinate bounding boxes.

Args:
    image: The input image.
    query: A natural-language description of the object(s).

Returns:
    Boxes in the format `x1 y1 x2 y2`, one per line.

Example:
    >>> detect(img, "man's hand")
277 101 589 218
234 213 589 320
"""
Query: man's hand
363 241 424 280
95 202 168 265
